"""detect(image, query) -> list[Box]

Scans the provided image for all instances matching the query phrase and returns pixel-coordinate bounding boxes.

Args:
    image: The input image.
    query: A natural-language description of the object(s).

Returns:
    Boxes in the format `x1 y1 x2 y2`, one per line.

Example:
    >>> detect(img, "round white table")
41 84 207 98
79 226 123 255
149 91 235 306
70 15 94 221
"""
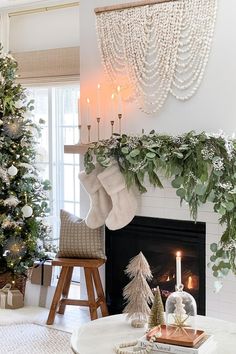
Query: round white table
71 314 236 354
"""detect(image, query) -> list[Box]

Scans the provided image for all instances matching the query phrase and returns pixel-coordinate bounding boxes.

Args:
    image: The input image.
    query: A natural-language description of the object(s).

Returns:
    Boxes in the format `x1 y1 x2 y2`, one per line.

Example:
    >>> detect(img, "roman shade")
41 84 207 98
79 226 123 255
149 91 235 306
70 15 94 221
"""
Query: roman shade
13 46 80 85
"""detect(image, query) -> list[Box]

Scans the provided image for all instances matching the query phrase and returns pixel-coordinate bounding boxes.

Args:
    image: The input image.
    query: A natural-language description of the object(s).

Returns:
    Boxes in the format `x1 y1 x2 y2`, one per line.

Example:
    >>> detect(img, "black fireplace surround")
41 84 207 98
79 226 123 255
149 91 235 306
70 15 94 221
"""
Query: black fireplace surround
105 216 206 316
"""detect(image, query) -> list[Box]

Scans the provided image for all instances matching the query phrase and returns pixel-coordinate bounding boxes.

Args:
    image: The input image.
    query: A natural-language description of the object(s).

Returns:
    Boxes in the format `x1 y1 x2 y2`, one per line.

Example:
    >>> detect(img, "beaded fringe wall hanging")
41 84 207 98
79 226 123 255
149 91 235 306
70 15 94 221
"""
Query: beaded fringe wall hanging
95 0 218 114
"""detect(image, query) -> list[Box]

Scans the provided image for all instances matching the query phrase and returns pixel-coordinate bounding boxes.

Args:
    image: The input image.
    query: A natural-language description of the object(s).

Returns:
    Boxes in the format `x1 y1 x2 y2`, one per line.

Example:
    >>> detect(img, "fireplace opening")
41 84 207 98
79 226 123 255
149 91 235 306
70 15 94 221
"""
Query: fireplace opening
105 216 206 316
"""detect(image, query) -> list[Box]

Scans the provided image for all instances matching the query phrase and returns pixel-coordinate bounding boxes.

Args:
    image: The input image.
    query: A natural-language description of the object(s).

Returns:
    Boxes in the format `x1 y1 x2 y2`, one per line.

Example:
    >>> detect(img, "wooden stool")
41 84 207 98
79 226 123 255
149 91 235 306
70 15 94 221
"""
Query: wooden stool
46 258 109 325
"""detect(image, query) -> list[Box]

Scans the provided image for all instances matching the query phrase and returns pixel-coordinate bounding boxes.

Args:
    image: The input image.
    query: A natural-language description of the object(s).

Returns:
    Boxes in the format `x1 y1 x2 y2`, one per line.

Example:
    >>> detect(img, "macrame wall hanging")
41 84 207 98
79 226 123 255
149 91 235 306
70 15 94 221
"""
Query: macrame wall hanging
95 0 218 114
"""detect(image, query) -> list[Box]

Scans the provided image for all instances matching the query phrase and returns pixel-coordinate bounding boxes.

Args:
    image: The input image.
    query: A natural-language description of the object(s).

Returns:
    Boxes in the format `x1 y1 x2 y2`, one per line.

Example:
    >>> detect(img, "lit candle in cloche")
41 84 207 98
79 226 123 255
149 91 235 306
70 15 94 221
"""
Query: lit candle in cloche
176 251 182 288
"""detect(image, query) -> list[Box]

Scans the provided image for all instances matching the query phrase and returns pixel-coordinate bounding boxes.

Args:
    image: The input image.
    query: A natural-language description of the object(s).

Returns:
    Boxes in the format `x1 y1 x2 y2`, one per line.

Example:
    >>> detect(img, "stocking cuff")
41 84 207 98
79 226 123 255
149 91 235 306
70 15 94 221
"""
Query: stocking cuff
79 166 103 194
98 163 126 195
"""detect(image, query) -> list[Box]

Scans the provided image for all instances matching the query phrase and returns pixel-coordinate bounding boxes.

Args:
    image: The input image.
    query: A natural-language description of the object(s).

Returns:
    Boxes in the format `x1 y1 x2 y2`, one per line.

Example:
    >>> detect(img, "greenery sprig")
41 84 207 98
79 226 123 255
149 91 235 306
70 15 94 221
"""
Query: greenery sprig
84 130 236 280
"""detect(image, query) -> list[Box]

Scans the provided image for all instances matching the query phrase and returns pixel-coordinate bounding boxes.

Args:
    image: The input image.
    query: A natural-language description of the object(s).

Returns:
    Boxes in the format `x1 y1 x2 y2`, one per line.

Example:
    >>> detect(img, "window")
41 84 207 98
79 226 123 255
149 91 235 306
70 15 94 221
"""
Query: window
27 85 80 241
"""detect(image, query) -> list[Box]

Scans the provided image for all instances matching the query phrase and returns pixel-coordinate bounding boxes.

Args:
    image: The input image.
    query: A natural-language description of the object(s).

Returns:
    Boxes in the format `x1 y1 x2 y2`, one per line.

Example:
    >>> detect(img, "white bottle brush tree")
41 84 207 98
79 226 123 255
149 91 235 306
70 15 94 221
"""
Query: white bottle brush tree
123 252 154 328
0 46 53 280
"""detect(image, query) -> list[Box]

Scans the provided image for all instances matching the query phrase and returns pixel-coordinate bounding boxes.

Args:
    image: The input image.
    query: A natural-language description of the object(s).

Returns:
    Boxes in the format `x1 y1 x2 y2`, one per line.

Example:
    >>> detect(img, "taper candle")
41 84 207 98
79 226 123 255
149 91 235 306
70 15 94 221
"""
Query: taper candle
176 251 182 288
117 85 122 114
86 97 91 125
77 97 81 127
111 93 115 119
97 83 101 117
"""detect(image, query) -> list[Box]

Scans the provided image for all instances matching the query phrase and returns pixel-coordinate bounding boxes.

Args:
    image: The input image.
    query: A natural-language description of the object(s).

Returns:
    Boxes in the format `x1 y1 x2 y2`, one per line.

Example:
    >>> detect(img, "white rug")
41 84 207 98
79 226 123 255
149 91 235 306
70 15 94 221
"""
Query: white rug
0 324 73 354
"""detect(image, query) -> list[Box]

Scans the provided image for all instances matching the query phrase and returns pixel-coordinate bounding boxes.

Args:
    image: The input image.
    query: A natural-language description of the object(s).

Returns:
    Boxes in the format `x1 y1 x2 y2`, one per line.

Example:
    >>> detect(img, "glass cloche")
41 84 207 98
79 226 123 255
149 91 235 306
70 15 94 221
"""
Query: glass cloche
165 284 197 338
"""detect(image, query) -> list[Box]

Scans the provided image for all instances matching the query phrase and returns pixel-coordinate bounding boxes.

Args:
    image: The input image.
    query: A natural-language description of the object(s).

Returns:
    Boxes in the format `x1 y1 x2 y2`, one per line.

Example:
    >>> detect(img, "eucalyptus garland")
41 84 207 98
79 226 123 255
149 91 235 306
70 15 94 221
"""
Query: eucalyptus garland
84 130 236 280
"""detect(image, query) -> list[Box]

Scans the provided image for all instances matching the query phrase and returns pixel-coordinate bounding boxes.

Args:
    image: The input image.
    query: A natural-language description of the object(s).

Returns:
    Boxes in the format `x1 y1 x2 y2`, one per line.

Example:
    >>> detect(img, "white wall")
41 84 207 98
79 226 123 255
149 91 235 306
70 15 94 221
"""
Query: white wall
80 0 236 141
9 6 79 52
79 0 236 322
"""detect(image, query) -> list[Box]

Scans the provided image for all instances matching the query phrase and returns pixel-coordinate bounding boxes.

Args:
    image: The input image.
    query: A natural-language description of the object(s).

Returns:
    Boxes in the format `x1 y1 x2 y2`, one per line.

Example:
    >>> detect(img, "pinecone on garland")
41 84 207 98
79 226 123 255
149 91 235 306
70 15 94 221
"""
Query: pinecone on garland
148 286 165 329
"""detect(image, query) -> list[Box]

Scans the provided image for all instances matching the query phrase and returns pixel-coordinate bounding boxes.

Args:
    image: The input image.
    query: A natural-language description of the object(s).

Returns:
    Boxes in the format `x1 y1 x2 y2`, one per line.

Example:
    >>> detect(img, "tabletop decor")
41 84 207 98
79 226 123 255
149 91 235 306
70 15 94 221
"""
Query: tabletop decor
95 0 217 114
165 251 197 343
71 314 234 354
123 252 154 328
148 286 165 329
83 130 236 283
165 285 197 339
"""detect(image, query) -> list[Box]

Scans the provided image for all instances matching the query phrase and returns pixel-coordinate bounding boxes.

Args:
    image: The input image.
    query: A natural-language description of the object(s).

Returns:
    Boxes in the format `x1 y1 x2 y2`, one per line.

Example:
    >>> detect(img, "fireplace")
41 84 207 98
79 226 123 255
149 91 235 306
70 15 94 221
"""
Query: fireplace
105 216 206 316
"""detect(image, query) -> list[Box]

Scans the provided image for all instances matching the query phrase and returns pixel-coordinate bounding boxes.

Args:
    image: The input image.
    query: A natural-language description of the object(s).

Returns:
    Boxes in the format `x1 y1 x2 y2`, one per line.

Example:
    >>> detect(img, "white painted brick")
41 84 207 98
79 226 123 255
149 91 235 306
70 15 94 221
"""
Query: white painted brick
206 223 220 235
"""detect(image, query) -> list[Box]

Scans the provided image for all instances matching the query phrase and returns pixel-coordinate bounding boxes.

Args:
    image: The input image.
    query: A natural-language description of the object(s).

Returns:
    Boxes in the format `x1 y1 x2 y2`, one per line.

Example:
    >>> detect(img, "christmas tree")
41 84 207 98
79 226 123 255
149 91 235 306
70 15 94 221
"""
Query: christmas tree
148 286 165 329
0 47 51 279
123 252 154 328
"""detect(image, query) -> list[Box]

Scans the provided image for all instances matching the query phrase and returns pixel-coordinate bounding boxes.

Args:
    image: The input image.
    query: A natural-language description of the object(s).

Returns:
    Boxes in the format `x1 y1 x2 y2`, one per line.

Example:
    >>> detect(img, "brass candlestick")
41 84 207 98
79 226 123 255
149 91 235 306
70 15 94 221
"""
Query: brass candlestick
118 113 122 135
110 120 115 137
87 125 91 143
97 117 101 141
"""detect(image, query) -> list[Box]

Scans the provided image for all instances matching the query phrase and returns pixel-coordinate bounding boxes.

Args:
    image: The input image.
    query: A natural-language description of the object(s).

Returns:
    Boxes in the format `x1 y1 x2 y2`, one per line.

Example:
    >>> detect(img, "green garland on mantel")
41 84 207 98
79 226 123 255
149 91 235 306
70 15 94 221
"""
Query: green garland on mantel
84 130 236 280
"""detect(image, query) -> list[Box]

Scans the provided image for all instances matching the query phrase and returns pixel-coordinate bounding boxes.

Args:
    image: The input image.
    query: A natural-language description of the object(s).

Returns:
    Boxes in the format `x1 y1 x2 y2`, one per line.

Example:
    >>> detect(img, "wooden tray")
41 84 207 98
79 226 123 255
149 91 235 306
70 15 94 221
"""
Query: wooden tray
147 325 205 347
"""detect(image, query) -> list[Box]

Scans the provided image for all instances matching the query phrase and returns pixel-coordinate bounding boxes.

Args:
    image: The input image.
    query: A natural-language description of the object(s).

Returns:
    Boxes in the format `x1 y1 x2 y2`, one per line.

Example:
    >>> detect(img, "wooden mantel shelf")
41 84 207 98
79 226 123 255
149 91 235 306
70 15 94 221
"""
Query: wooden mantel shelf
64 144 90 154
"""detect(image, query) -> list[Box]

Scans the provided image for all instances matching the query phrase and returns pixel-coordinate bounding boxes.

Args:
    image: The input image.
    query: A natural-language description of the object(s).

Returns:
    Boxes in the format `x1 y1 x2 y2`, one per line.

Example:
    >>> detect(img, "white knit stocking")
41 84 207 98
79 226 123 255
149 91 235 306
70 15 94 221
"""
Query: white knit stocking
79 165 112 229
97 163 138 230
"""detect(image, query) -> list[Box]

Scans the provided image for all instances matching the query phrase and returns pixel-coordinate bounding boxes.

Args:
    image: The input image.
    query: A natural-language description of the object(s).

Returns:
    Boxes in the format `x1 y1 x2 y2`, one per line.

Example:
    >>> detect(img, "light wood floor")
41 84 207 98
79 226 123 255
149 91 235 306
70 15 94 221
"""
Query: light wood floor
0 284 91 333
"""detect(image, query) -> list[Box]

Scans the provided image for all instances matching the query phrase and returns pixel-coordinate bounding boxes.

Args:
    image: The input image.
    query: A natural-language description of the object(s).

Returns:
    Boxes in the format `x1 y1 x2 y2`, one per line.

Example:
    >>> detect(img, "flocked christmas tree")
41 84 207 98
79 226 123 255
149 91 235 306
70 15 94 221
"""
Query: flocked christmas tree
148 286 165 329
123 252 154 328
0 47 51 279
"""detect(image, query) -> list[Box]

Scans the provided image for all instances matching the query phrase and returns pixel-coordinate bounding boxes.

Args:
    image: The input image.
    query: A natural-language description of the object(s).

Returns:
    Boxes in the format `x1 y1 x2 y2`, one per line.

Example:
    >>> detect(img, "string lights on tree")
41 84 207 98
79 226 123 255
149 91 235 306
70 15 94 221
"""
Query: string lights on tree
0 46 52 279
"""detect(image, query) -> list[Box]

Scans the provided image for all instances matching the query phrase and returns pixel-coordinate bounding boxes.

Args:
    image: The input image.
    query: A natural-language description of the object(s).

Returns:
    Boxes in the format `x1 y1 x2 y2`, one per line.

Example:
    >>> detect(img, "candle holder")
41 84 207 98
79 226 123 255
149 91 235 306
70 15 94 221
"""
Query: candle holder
96 117 101 141
118 113 122 135
165 284 197 338
87 125 91 143
110 120 115 137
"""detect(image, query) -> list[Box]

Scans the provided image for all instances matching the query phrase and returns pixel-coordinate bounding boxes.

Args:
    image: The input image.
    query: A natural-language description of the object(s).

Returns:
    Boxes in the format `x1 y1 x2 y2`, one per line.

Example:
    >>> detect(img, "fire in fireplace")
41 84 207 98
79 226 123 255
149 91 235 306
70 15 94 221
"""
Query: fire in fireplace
105 216 206 316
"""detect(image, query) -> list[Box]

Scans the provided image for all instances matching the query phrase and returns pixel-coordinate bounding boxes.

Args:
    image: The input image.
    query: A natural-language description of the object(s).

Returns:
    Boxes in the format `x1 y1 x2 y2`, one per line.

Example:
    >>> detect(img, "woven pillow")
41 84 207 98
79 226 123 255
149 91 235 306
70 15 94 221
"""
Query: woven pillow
57 210 106 259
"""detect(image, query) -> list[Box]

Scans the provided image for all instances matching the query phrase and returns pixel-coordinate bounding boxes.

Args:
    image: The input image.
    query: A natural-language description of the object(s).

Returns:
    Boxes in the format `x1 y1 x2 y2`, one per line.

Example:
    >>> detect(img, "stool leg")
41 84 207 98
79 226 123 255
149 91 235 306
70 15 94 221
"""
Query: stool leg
92 268 109 317
47 266 68 325
58 266 73 315
84 267 98 320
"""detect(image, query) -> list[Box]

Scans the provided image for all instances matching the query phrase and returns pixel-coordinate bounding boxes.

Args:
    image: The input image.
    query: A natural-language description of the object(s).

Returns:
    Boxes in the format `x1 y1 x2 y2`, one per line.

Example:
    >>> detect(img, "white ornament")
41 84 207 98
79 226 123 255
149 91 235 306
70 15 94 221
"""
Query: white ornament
8 165 18 176
21 205 33 218
96 0 217 114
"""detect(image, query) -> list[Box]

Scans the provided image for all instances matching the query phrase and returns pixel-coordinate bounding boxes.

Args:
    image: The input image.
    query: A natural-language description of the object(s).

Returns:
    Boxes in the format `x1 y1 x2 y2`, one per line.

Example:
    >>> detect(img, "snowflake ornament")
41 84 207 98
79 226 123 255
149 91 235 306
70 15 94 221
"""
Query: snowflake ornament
3 118 24 139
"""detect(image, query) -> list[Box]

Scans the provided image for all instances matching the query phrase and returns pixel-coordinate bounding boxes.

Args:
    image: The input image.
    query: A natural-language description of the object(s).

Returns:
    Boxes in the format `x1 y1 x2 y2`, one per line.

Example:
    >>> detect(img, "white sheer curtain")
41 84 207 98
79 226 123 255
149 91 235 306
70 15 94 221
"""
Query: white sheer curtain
0 12 9 53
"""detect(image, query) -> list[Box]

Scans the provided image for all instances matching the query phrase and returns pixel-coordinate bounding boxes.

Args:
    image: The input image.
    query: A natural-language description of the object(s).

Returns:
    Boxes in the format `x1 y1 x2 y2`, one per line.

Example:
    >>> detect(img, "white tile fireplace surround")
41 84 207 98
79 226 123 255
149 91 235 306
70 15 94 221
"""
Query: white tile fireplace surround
136 176 236 323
